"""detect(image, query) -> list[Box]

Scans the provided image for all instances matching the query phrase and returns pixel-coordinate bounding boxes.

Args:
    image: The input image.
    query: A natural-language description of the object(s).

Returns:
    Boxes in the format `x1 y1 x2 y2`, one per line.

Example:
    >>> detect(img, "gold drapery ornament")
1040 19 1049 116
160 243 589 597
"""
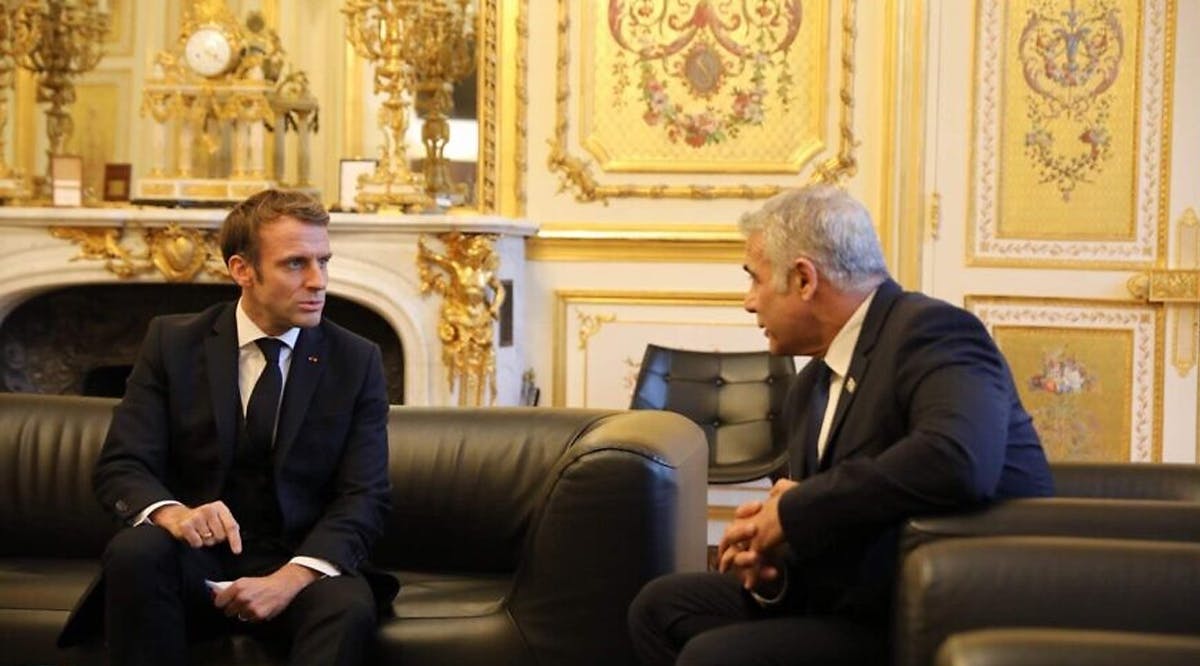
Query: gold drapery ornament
50 224 228 283
417 232 506 406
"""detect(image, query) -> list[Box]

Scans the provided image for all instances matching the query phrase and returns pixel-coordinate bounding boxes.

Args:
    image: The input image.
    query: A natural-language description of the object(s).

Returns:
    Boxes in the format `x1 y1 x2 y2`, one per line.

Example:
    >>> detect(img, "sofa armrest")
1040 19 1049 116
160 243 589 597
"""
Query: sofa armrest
896 536 1200 666
508 409 707 666
936 628 1200 666
902 497 1200 557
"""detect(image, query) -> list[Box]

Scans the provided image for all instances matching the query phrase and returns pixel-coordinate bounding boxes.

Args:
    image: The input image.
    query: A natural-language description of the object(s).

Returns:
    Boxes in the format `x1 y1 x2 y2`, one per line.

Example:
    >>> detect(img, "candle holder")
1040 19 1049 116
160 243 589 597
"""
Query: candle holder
410 0 474 206
344 0 459 212
0 1 37 199
13 0 109 194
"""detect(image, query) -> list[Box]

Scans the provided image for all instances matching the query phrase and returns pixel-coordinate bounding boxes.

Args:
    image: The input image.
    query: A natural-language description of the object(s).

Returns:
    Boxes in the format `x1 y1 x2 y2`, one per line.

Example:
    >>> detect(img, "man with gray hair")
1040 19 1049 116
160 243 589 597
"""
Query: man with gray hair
629 185 1052 665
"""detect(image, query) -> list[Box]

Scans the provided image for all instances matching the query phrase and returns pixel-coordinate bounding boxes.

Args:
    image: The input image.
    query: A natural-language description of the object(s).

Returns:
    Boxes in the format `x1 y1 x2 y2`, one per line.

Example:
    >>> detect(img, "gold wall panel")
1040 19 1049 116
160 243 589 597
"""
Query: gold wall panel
105 0 134 57
969 0 1173 267
580 0 827 173
65 80 124 200
549 0 858 202
553 290 759 407
969 296 1163 462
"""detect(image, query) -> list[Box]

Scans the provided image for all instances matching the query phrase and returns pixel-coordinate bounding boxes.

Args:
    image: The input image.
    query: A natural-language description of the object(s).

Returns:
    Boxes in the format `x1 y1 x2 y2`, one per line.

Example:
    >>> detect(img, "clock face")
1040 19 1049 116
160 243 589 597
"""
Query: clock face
184 27 234 77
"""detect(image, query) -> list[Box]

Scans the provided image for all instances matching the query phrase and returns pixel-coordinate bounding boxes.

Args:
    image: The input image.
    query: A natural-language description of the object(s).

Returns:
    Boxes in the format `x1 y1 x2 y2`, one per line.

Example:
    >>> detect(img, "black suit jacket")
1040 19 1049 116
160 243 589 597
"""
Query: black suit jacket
61 302 394 645
778 280 1053 620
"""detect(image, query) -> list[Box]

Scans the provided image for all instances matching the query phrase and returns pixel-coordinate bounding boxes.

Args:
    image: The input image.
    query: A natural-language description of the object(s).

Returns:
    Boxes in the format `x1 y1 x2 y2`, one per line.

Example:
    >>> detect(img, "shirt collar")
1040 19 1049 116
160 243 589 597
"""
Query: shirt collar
822 288 878 378
235 298 300 350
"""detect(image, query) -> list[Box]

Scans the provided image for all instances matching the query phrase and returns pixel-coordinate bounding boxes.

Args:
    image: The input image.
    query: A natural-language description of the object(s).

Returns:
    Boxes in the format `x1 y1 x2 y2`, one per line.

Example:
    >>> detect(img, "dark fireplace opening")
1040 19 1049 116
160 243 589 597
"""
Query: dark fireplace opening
1 284 405 404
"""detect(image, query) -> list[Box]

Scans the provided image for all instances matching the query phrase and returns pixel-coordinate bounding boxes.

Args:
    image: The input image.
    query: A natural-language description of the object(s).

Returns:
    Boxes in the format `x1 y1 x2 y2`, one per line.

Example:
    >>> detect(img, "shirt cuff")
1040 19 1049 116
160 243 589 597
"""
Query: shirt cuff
134 500 182 526
289 556 340 578
749 568 789 607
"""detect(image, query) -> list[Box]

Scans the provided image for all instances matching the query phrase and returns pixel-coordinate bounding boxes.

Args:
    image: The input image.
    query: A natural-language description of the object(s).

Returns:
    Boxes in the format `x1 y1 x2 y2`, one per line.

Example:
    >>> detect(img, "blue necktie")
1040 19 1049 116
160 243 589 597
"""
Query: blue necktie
246 338 284 452
802 359 832 478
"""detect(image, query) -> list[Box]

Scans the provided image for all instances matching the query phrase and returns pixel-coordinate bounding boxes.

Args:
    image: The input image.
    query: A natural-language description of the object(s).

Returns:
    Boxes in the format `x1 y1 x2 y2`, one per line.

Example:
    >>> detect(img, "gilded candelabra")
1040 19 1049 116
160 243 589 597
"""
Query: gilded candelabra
410 0 474 205
343 0 436 212
0 1 37 196
14 0 109 173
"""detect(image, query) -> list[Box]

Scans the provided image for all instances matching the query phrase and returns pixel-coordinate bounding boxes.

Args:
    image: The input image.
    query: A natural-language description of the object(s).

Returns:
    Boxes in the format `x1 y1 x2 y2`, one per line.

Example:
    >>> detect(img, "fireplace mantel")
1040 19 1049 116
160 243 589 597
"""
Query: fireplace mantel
0 206 536 407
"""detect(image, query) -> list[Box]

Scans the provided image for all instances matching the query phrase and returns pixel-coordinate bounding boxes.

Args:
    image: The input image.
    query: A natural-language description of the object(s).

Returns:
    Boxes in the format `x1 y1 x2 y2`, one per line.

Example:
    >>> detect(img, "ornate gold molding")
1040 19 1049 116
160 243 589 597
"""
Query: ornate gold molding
50 224 227 282
576 310 615 350
417 231 505 406
527 221 744 262
547 0 858 203
1127 270 1200 303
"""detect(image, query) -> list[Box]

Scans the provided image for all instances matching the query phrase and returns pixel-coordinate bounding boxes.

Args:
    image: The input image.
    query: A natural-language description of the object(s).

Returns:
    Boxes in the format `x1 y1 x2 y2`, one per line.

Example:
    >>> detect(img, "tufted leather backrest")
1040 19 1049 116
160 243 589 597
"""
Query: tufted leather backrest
630 344 795 483
373 407 624 572
0 393 120 558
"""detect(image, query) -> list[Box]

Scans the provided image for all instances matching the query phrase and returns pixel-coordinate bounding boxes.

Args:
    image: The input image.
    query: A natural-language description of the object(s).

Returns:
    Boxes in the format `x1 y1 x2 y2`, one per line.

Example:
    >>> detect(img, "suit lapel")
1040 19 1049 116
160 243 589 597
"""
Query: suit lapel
820 279 904 468
205 305 240 467
274 324 327 465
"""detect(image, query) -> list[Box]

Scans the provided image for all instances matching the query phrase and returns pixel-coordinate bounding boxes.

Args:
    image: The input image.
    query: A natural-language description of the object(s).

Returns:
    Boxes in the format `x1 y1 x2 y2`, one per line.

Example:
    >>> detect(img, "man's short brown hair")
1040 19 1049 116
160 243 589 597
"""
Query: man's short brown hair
219 189 330 269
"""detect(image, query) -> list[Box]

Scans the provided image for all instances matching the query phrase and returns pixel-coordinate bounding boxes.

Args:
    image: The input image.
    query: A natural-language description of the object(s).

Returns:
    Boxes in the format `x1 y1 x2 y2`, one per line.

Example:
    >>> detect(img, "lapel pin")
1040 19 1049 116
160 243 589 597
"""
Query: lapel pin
308 356 319 364
845 377 857 394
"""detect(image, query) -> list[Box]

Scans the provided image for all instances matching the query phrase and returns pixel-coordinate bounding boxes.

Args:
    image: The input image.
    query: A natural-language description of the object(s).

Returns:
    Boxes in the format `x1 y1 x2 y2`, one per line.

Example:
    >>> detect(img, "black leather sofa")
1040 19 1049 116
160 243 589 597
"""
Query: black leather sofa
895 536 1200 666
0 393 707 665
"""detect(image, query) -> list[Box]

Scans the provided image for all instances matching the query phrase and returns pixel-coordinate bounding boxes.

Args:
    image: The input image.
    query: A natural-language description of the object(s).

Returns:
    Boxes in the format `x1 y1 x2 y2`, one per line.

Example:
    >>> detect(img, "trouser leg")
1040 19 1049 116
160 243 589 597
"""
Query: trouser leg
102 524 222 666
275 574 377 666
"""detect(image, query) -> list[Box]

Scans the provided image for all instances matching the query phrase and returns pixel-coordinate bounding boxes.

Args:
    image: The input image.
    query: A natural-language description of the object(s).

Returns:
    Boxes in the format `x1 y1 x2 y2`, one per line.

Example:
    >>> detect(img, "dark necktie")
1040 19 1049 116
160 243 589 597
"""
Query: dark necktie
802 359 832 478
246 338 284 452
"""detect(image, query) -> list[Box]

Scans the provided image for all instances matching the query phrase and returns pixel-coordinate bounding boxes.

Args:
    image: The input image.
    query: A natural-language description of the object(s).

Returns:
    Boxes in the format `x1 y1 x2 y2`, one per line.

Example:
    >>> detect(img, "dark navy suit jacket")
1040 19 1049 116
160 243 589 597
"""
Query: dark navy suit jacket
61 302 393 645
778 279 1053 620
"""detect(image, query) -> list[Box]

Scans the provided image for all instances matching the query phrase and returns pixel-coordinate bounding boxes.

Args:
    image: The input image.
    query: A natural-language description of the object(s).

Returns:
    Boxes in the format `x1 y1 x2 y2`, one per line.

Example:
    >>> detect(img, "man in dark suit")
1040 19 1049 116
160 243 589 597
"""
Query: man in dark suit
62 189 393 666
628 185 1053 665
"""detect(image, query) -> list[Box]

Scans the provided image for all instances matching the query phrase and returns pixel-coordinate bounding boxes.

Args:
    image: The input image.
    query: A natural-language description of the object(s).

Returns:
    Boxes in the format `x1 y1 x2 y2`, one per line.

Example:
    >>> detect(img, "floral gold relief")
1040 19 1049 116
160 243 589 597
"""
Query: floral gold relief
969 0 1173 267
50 224 227 283
417 232 506 406
549 0 857 203
968 296 1163 462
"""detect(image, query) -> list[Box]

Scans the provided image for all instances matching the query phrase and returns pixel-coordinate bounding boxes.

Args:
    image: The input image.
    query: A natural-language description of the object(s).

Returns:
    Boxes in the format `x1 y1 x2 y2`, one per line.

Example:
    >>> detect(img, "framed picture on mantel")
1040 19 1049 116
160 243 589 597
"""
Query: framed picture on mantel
51 155 84 207
103 163 132 202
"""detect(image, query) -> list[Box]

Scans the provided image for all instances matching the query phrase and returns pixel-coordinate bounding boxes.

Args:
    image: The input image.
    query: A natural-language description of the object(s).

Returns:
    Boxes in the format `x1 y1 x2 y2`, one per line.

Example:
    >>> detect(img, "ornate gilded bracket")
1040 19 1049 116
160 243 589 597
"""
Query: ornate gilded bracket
417 231 506 406
50 224 228 282
1127 208 1200 375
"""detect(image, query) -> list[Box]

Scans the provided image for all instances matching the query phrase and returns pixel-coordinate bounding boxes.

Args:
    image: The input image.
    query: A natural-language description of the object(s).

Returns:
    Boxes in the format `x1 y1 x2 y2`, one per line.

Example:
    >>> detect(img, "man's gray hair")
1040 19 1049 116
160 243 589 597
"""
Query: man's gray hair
738 185 889 292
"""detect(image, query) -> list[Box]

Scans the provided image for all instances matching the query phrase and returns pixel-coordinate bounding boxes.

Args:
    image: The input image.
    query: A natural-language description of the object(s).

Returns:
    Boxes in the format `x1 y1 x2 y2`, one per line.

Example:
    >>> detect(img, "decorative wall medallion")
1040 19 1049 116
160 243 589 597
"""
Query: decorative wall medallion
608 0 801 148
1019 0 1124 200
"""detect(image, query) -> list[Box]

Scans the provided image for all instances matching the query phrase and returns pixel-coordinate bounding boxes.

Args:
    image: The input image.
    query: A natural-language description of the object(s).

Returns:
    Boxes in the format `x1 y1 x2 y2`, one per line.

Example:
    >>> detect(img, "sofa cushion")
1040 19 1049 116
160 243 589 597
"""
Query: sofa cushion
379 570 530 665
0 558 100 666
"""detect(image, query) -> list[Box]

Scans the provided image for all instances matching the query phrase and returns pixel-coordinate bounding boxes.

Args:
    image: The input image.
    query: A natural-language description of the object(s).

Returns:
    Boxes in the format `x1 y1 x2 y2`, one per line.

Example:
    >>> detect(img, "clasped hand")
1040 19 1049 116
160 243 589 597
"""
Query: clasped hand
717 479 796 591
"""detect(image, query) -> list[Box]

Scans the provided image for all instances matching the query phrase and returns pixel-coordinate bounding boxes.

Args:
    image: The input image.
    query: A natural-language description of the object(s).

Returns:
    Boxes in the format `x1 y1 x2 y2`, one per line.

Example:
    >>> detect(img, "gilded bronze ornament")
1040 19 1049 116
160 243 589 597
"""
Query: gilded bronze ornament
417 231 505 406
51 224 227 282
343 0 438 212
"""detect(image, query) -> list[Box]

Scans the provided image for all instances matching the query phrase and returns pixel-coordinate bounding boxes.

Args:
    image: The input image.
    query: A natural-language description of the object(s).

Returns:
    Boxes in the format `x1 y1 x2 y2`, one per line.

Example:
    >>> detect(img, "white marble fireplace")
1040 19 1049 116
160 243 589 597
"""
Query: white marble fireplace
0 207 535 406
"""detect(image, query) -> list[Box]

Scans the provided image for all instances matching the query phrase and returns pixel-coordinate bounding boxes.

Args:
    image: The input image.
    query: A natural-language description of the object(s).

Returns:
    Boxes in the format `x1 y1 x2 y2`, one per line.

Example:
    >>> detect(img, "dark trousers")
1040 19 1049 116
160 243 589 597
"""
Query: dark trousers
102 524 376 666
628 571 886 666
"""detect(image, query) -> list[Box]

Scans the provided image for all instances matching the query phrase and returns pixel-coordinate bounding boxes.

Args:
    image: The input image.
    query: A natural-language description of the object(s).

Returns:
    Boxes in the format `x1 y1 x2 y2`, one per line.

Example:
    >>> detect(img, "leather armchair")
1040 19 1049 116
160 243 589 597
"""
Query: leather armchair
902 497 1200 557
1051 461 1200 500
936 628 1200 666
895 536 1200 666
0 393 707 666
630 344 795 483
